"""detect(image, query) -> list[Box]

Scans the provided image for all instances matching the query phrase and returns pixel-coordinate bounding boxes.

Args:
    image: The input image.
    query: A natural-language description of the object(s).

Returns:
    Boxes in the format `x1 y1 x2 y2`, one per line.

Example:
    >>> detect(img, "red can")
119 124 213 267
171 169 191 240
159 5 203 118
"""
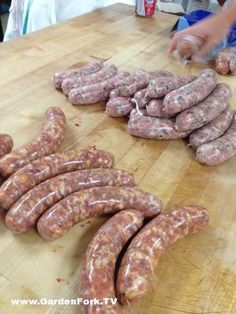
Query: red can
135 0 156 17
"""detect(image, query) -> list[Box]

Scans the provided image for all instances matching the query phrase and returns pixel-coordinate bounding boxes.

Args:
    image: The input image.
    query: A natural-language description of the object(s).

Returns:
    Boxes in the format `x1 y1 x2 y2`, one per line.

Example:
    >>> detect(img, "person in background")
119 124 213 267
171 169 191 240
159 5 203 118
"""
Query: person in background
4 0 134 41
168 0 236 57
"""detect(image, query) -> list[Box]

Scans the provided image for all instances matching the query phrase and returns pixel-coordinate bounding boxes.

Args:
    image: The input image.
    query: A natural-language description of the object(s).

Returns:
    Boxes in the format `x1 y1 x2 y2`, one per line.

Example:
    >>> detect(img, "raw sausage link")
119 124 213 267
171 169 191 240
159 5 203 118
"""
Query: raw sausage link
189 106 234 149
0 134 13 159
0 107 66 178
128 109 190 140
5 169 134 233
175 83 232 132
196 113 236 166
68 72 134 105
116 205 209 304
215 47 236 75
80 210 144 314
146 75 196 98
109 69 173 98
162 69 218 115
106 97 134 117
62 64 118 95
132 88 151 109
37 186 163 240
53 59 103 89
0 148 114 210
146 99 164 118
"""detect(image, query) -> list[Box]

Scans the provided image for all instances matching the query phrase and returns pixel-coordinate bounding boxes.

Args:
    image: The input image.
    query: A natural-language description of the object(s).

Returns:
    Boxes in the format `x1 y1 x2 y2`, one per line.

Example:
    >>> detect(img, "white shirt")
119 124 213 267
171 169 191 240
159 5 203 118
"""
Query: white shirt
4 0 134 41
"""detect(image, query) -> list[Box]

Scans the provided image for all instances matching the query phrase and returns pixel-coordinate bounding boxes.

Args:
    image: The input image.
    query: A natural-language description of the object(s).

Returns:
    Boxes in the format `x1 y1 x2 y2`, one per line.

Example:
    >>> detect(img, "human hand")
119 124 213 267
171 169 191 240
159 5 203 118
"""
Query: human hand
168 13 232 58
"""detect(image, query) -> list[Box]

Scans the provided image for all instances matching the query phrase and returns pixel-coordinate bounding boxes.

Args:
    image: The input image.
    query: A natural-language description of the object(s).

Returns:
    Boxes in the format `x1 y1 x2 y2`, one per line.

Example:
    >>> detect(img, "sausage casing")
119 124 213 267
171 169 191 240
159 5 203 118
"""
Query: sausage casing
175 83 232 132
162 69 218 115
196 113 236 166
37 186 163 240
5 169 135 233
62 64 118 95
0 148 114 210
146 75 196 98
53 59 103 89
189 106 234 149
128 109 190 140
0 134 13 159
68 72 134 105
146 99 164 118
109 69 173 99
116 206 209 304
80 210 144 314
0 107 66 178
106 97 134 117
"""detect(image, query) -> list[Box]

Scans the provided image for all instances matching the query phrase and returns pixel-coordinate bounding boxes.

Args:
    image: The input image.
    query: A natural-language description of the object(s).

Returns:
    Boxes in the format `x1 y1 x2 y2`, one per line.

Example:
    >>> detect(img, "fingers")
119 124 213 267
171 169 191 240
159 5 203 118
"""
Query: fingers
167 32 184 55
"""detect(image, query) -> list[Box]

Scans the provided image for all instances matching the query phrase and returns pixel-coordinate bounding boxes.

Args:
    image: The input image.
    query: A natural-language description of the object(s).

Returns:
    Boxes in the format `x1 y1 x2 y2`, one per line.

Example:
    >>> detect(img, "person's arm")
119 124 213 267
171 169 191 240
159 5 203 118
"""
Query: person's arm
168 1 236 57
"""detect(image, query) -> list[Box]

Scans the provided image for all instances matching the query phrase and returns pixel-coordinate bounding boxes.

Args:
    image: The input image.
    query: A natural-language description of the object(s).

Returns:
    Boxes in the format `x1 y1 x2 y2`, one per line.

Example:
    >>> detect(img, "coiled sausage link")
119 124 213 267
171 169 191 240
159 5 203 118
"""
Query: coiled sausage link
189 106 234 149
80 210 144 314
0 107 66 178
37 186 163 240
109 69 173 99
0 134 13 159
106 97 134 117
5 169 135 233
146 75 196 98
62 64 118 95
128 109 190 140
162 69 218 115
68 72 134 105
196 113 236 166
175 83 232 132
116 206 209 304
53 59 103 89
0 148 114 210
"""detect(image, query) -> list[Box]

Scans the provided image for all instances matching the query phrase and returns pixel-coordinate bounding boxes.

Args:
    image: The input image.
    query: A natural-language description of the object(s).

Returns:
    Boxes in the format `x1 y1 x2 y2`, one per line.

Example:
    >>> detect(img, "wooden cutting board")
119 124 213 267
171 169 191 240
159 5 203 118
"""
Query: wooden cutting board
0 4 235 314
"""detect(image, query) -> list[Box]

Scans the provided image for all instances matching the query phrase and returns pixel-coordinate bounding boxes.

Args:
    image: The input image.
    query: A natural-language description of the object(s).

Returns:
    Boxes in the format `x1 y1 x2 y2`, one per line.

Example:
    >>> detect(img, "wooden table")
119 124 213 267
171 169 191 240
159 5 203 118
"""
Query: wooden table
0 4 236 314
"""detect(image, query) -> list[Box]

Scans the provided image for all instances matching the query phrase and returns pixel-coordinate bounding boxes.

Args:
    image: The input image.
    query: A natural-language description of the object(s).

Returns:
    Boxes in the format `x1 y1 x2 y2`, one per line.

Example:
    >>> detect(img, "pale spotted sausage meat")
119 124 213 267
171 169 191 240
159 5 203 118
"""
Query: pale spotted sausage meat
37 186 163 240
128 109 190 140
175 83 232 132
0 148 114 210
0 107 66 178
68 72 134 105
189 106 234 149
146 99 164 118
196 113 236 166
162 69 218 116
146 75 196 98
109 69 173 99
61 64 118 95
0 134 13 159
80 210 144 314
5 169 135 233
116 206 209 304
106 97 134 117
53 59 104 89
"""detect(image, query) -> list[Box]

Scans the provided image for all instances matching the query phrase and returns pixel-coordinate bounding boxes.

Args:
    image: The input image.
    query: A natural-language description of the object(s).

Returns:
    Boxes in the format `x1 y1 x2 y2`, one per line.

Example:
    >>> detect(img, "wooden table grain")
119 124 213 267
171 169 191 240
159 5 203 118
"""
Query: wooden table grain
0 4 236 314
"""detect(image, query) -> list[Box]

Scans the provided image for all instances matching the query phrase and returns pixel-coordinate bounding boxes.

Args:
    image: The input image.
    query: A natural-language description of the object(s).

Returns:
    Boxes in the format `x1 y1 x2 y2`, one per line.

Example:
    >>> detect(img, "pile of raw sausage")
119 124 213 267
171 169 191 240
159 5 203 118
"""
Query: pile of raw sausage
0 106 164 241
53 61 236 166
108 68 236 167
0 106 210 314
